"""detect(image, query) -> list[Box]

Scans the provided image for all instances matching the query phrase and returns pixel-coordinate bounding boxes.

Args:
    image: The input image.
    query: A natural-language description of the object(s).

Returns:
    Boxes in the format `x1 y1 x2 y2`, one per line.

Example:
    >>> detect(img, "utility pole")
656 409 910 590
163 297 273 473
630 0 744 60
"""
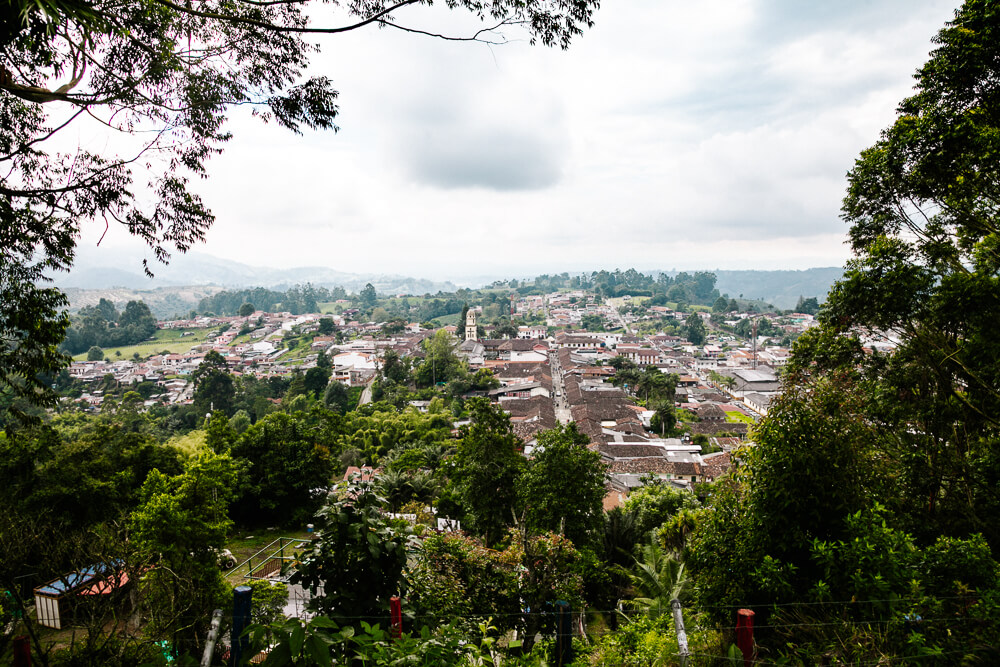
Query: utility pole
671 598 689 667
751 318 758 370
200 609 223 667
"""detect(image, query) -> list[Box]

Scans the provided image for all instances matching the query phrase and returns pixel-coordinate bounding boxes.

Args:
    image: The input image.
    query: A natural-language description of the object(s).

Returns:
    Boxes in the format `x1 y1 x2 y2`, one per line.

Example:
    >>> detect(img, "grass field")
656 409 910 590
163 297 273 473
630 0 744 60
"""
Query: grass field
317 301 343 315
663 302 711 312
71 327 215 361
723 409 755 425
433 312 462 326
607 296 650 309
227 330 258 346
279 337 318 362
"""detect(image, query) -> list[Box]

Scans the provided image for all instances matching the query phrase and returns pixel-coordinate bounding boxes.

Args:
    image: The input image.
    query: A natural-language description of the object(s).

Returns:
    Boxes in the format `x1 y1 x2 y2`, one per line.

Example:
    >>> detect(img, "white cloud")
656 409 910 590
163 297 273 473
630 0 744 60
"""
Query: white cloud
73 0 963 283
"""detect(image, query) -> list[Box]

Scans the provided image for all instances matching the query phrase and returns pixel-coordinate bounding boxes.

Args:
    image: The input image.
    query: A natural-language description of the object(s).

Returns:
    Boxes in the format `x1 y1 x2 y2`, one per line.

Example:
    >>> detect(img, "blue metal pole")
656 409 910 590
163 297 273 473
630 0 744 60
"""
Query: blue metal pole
230 586 252 666
555 600 573 666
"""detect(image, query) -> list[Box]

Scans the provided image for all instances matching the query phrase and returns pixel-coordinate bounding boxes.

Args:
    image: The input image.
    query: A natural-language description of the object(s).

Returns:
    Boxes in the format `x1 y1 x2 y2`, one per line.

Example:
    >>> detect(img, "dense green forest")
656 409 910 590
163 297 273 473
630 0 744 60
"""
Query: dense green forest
60 299 158 356
197 285 348 317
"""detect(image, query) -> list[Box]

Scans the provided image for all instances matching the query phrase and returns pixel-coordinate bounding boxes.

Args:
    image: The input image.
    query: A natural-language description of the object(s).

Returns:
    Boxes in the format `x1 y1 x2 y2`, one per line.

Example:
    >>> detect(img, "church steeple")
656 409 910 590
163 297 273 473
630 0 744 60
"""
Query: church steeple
465 309 478 341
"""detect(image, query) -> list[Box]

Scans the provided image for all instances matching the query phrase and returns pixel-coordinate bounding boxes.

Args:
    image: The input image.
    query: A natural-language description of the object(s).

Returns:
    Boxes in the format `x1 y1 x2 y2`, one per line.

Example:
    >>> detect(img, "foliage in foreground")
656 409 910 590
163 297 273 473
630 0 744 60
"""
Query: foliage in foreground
585 614 724 667
248 616 553 667
683 2 1000 661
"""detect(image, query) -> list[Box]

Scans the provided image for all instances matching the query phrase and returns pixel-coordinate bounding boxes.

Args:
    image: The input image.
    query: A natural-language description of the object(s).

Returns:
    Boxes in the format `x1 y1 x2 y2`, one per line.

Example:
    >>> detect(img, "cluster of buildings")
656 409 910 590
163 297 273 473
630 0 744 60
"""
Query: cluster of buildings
65 293 813 501
442 297 822 506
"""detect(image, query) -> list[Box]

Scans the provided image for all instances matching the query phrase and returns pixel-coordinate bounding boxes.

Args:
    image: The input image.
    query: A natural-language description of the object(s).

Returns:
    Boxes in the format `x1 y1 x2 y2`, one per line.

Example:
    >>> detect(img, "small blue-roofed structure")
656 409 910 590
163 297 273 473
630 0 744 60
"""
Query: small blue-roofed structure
34 562 126 629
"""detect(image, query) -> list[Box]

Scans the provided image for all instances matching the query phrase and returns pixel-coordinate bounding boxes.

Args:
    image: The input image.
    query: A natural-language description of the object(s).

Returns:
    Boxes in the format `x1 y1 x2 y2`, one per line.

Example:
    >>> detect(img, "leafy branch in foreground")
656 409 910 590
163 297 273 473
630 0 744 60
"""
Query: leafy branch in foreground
0 0 600 415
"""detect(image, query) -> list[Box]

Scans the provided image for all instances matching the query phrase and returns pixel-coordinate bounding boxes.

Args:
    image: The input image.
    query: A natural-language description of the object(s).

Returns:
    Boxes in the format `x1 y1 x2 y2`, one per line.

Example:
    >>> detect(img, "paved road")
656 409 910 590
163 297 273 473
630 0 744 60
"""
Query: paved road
611 303 632 335
549 351 572 424
358 376 375 405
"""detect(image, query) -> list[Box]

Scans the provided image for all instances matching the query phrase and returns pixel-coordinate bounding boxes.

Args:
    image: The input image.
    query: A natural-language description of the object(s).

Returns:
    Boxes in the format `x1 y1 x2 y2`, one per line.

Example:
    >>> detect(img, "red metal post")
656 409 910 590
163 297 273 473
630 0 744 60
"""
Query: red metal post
735 609 755 665
13 636 31 667
390 596 402 640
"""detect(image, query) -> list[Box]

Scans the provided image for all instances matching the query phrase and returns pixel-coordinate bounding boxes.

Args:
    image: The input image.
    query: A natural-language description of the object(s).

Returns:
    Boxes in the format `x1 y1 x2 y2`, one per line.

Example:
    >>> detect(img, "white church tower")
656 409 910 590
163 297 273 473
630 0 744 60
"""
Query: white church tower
465 309 478 341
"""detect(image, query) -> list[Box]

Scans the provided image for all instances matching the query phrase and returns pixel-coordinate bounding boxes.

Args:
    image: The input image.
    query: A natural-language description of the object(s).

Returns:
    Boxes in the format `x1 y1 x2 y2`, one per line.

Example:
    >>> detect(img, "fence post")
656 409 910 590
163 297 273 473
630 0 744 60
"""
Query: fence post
230 586 252 666
390 596 402 640
671 598 689 667
735 608 755 666
201 609 223 667
577 606 590 645
554 600 573 666
12 636 30 667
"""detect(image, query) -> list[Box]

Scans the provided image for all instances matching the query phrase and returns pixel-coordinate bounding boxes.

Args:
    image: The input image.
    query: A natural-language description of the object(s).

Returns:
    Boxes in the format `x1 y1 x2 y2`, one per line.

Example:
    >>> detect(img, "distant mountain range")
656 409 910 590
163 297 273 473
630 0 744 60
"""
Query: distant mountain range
711 268 843 310
51 248 843 316
52 247 461 294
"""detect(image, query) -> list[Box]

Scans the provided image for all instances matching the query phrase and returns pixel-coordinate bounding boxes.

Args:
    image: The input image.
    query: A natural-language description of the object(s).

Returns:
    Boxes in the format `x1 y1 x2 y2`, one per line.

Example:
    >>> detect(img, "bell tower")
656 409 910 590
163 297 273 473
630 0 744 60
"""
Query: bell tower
465 309 478 341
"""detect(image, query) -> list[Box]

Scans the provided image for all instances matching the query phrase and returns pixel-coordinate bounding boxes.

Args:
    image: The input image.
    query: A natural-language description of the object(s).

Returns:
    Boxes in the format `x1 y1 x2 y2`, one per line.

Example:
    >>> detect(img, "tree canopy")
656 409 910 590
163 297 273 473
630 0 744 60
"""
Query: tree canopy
130 451 237 650
1 0 601 412
414 329 464 387
825 0 1000 549
453 397 524 546
230 410 335 525
61 299 158 355
683 312 707 346
192 350 235 416
686 3 1000 658
292 480 411 626
517 422 606 549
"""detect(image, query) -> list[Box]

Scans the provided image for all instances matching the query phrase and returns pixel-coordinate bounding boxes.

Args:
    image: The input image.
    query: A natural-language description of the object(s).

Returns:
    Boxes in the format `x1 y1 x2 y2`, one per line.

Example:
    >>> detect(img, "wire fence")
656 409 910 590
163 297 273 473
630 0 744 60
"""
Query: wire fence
56 600 987 629
14 591 995 665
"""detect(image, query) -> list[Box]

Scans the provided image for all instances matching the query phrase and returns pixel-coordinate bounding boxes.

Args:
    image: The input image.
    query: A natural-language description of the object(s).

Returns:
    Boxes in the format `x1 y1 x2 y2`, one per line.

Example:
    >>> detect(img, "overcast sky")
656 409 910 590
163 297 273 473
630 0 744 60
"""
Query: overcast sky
81 0 961 282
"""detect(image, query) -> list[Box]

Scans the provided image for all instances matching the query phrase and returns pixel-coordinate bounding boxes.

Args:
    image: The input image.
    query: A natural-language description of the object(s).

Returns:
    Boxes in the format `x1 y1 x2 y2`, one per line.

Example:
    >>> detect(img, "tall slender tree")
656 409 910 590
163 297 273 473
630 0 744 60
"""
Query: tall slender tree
453 398 525 546
517 423 606 549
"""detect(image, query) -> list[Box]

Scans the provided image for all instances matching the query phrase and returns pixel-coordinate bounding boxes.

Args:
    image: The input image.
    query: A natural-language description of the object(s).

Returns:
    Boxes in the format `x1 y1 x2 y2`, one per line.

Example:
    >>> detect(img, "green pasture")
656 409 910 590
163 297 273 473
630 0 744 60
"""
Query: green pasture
71 327 215 361
723 409 755 425
608 296 649 308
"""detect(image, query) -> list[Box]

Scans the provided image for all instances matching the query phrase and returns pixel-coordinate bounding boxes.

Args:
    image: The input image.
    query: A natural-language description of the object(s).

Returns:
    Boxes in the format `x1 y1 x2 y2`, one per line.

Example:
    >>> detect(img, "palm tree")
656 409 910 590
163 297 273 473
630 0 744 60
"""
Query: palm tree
613 367 643 395
626 538 688 620
659 508 699 552
376 468 438 511
375 469 411 511
420 442 453 471
636 367 669 403
407 470 438 504
651 400 676 437
603 506 641 568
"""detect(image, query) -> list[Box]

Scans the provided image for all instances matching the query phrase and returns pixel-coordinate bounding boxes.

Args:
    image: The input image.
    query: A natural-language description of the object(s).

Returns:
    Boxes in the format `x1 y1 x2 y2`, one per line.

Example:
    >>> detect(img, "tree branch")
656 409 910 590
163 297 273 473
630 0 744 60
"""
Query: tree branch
0 70 85 104
379 17 522 43
0 108 87 162
226 0 309 6
147 0 422 34
0 124 173 198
